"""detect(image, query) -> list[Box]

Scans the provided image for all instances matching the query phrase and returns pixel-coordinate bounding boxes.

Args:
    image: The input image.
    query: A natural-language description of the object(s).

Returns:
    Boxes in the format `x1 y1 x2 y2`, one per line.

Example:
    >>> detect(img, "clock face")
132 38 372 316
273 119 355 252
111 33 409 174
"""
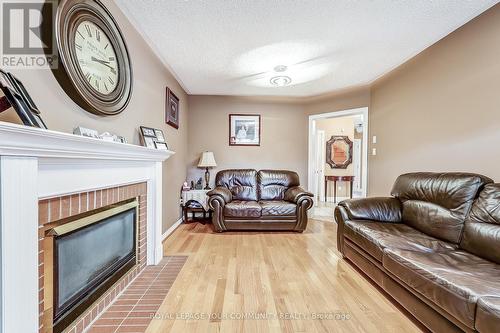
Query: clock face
74 20 119 95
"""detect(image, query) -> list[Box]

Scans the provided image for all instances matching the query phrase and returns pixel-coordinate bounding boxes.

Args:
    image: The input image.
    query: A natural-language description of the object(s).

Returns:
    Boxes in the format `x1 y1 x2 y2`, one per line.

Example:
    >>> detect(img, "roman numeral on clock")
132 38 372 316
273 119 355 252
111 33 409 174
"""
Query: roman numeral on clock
85 73 91 82
96 30 100 42
75 44 82 51
85 24 92 37
108 77 114 84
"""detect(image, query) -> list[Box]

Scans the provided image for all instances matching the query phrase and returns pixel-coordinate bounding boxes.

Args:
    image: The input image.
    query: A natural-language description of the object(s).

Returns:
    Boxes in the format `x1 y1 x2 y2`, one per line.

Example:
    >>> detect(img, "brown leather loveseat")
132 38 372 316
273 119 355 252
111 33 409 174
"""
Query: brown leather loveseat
335 172 500 333
207 169 313 232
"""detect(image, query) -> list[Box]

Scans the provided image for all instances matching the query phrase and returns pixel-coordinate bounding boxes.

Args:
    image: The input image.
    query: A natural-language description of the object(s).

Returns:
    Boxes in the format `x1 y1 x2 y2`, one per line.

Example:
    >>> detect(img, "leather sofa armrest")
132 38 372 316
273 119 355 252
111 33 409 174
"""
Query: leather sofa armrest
284 186 313 204
338 197 402 223
207 186 232 205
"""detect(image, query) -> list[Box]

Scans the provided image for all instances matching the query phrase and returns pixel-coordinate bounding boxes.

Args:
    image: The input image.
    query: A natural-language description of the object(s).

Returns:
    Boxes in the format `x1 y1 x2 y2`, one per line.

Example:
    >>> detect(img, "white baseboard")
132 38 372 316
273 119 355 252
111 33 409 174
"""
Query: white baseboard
162 218 183 241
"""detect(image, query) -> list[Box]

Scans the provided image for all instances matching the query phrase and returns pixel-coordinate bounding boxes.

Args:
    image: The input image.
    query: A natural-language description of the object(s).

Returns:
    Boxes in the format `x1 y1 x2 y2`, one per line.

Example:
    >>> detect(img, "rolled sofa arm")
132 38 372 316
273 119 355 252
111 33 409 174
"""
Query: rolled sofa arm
334 197 401 255
284 186 313 204
207 186 232 233
338 197 402 223
207 186 232 204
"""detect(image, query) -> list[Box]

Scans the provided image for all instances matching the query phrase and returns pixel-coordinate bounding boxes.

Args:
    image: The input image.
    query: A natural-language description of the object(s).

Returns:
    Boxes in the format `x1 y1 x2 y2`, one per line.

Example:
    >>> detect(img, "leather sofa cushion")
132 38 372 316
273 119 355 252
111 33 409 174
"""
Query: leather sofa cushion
383 249 500 329
224 201 261 218
258 170 300 200
216 169 258 201
390 172 492 243
344 220 457 261
476 297 500 333
259 200 296 216
460 184 500 264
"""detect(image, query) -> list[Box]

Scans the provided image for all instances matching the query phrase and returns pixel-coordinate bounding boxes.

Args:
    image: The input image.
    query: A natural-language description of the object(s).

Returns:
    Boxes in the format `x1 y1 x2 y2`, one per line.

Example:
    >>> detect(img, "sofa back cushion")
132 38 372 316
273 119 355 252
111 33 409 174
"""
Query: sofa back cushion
391 172 492 243
460 184 500 264
215 169 258 201
258 170 300 200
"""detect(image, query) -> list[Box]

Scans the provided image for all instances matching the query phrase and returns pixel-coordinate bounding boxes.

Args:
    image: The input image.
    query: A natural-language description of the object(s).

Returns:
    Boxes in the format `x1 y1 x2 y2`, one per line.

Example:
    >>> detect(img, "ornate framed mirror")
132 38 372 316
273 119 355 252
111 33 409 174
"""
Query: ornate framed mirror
326 136 353 169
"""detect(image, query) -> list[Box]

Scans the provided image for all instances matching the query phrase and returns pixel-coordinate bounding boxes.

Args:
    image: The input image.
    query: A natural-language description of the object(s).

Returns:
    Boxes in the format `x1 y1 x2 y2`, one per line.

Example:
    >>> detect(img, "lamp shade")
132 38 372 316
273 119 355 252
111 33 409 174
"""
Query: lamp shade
198 151 217 168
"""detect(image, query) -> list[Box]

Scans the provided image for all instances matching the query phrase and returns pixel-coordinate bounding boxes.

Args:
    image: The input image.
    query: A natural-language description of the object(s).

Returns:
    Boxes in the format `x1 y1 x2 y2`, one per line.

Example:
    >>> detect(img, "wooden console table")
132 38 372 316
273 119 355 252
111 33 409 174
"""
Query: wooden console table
325 176 354 203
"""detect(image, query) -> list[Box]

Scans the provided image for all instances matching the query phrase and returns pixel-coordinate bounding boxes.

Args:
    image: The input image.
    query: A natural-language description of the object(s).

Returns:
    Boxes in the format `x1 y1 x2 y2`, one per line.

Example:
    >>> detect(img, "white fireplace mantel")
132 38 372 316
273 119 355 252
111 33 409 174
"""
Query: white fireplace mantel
0 122 174 333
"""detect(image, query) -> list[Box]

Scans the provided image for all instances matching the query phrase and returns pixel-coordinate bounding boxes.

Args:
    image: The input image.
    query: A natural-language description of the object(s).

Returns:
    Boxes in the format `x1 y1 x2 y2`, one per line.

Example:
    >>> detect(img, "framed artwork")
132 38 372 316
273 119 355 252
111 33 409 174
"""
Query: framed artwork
139 126 168 150
229 114 261 146
154 129 165 142
154 141 169 150
165 87 179 129
0 69 47 129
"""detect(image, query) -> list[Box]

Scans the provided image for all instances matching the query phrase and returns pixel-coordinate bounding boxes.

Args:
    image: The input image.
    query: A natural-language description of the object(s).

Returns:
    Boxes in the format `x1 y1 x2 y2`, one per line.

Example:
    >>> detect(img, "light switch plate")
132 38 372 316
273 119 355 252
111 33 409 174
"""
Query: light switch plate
372 148 377 156
372 136 377 144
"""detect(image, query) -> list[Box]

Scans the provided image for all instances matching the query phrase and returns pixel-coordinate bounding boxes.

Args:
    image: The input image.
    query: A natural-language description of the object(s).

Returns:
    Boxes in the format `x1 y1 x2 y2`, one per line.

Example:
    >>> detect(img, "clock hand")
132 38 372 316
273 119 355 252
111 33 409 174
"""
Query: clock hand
90 56 114 70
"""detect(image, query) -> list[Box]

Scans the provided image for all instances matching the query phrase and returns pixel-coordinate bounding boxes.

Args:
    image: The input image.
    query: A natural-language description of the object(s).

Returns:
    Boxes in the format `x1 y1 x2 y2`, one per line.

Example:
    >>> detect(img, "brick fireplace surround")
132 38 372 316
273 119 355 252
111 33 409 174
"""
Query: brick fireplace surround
38 183 148 333
0 122 174 333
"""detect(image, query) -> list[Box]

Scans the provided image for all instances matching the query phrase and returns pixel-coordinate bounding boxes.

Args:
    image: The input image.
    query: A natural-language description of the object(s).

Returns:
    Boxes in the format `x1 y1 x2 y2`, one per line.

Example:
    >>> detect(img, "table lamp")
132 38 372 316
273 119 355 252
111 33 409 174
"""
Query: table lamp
197 151 217 190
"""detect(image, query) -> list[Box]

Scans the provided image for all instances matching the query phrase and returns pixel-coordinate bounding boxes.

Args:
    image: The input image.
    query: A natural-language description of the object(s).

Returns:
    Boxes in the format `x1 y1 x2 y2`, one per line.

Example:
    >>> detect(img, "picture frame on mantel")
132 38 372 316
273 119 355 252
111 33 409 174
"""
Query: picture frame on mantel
165 87 179 129
229 114 261 146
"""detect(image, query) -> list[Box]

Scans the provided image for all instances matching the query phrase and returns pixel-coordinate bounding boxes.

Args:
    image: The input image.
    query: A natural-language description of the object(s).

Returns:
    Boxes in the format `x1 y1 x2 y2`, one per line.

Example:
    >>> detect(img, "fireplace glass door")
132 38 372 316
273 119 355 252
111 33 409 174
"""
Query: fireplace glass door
50 199 137 331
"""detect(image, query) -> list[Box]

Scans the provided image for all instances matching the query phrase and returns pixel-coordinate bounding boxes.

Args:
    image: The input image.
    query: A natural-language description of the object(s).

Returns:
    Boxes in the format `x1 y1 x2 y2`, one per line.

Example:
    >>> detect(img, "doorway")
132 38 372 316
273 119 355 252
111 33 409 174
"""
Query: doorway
308 107 369 220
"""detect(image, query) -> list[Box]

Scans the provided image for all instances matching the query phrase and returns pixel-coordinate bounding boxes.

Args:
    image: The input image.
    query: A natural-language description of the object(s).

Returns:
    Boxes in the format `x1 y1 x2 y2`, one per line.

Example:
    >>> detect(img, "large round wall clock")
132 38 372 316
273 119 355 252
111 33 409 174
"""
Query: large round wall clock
52 0 133 116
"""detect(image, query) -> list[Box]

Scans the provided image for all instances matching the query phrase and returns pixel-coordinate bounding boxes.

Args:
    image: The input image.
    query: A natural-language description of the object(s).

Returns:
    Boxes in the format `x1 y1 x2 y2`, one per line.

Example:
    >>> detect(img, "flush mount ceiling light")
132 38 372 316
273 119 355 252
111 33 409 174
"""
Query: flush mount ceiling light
274 65 288 72
270 75 292 87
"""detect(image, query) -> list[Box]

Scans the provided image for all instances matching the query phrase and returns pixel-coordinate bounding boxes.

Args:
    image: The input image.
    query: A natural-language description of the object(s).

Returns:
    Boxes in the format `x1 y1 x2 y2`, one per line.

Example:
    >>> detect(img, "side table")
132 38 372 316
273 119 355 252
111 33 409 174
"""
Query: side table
181 189 211 223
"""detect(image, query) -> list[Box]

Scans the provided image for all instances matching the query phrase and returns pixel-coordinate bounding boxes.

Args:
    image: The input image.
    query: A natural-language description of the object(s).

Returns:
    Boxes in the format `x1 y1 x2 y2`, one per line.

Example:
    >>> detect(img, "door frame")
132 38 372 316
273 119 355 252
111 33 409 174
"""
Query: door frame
307 107 369 198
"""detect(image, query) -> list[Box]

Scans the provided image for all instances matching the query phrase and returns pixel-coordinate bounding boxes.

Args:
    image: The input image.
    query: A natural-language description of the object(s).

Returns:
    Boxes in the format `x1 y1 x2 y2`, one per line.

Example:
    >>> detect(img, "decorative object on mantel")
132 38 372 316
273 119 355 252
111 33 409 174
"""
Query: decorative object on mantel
46 0 133 116
139 126 168 149
326 135 353 169
73 126 127 143
73 126 99 139
197 151 217 190
229 114 261 146
0 69 47 129
165 87 180 129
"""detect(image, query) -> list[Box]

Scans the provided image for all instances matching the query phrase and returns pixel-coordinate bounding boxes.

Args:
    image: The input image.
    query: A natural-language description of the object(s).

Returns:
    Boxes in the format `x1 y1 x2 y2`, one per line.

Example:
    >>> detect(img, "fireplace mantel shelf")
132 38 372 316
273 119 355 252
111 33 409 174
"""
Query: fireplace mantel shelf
0 121 175 161
0 121 174 332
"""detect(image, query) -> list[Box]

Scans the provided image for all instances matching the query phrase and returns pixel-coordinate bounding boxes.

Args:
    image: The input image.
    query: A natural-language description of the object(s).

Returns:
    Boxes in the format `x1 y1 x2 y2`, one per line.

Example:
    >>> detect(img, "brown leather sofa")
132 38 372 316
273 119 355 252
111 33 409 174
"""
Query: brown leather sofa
207 169 313 232
335 172 500 333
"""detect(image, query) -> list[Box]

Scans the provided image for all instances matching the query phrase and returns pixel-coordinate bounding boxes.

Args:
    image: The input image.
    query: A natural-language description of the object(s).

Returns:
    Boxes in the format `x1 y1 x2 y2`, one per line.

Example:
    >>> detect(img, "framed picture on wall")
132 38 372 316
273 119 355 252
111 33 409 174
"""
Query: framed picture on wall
0 69 47 129
165 87 179 129
229 114 261 146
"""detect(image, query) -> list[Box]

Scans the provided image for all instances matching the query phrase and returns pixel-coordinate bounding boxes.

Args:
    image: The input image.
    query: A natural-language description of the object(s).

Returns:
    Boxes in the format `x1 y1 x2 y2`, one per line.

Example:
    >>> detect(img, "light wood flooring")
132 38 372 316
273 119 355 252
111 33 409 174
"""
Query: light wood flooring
147 219 422 333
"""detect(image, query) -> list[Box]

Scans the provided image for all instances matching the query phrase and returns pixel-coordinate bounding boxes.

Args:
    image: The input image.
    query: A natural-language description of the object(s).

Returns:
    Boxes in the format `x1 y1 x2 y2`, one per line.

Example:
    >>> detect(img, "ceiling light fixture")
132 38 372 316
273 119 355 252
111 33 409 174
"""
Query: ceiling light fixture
270 75 292 87
273 65 288 72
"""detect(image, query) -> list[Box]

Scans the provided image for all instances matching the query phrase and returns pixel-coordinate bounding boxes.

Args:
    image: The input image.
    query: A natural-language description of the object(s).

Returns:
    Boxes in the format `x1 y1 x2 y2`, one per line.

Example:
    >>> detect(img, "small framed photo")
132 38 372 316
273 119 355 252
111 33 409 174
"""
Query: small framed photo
143 136 156 148
165 87 179 129
140 126 156 137
154 141 169 150
139 126 169 150
154 129 165 142
229 114 261 146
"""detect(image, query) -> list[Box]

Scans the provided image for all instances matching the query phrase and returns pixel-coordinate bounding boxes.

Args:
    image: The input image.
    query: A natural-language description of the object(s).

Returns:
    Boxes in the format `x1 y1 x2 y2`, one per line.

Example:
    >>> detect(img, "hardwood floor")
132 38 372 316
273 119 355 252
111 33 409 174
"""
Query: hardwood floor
147 220 422 333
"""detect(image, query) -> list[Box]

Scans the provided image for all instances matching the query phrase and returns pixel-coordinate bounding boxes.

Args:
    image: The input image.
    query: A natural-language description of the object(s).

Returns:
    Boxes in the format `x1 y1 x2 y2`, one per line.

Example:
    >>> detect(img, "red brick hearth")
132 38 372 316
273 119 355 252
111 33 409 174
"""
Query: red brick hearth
38 183 148 333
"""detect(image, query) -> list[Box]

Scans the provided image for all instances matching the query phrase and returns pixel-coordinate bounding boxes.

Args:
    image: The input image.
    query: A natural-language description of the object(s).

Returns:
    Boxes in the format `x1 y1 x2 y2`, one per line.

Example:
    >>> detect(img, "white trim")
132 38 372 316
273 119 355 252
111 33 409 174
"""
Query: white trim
0 121 174 161
308 107 369 198
0 157 39 333
162 218 183 241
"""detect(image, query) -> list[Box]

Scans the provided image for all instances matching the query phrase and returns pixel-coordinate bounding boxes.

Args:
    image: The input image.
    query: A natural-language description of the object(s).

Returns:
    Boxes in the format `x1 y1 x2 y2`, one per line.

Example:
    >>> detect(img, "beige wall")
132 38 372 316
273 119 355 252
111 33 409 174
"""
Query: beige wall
316 116 355 198
9 2 188 232
316 116 355 177
187 96 307 186
369 4 500 195
187 90 370 189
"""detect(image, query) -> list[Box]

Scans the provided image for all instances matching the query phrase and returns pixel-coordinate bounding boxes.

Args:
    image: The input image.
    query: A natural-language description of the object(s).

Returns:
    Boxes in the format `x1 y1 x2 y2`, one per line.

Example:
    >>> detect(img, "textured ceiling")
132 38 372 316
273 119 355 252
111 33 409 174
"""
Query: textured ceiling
115 0 498 97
